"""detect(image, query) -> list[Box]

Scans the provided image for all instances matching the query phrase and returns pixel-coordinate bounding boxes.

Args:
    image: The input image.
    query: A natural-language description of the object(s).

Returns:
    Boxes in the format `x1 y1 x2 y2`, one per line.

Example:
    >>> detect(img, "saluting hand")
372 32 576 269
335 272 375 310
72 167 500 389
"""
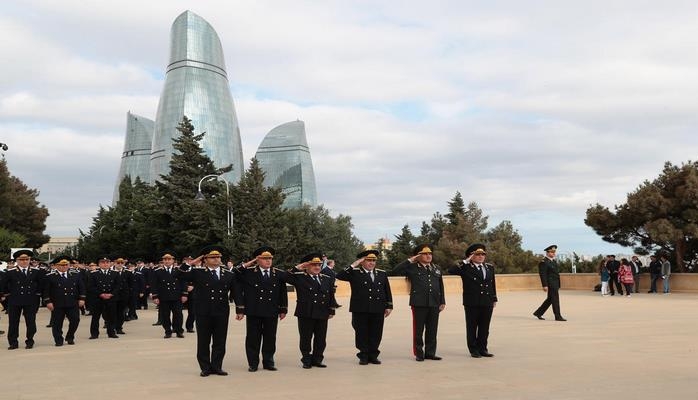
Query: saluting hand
46 302 54 311
384 309 392 317
235 313 244 321
351 257 365 268
279 313 286 320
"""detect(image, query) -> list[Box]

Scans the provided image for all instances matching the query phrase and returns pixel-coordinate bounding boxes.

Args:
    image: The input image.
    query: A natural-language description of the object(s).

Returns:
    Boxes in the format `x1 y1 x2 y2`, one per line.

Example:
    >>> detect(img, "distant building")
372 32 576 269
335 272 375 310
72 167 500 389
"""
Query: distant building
255 120 318 208
149 10 244 184
113 112 154 202
38 237 79 256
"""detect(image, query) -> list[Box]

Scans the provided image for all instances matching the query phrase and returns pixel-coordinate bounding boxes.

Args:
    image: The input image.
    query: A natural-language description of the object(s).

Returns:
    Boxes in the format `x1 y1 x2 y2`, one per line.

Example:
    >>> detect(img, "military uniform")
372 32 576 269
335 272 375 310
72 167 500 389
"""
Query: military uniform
151 265 186 338
533 245 565 321
88 261 121 338
449 244 497 357
1 250 43 349
394 244 445 361
112 265 134 333
176 245 238 376
336 251 393 364
234 246 288 371
43 257 86 346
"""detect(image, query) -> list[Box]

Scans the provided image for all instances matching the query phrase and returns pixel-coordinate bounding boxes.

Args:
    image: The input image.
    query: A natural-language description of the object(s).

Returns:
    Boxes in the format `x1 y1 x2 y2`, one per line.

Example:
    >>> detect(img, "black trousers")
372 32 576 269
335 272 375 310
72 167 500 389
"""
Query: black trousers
158 299 183 334
297 317 328 364
114 299 128 330
245 315 279 367
351 312 385 361
51 306 80 344
609 274 623 295
195 313 230 373
185 296 196 331
534 287 562 319
464 305 493 353
90 299 116 336
7 304 38 346
411 306 440 358
127 294 138 318
650 273 660 292
138 288 150 309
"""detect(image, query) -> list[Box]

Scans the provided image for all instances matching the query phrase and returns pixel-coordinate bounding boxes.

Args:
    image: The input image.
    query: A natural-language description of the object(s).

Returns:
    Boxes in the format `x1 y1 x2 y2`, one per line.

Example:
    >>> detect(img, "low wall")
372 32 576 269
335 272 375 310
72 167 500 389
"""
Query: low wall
332 273 698 296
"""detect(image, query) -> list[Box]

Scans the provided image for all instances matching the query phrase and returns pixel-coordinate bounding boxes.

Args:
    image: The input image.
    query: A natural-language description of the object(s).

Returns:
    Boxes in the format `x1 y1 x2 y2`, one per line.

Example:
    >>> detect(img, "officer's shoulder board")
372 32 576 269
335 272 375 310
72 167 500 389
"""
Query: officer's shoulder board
293 271 305 275
192 266 206 270
47 270 59 276
154 266 165 271
272 267 285 273
221 268 231 275
319 273 331 279
375 268 386 273
89 269 100 274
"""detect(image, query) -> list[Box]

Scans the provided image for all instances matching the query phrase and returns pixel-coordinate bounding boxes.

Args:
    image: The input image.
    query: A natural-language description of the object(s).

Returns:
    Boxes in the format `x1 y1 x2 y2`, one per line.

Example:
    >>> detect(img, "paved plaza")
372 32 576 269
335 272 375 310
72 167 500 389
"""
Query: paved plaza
3 290 696 399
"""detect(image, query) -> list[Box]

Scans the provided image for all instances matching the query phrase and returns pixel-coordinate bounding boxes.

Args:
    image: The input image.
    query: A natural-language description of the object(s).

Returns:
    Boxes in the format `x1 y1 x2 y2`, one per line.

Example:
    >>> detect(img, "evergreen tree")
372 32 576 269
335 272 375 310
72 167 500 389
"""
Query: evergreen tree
445 191 466 225
387 225 416 274
0 159 50 248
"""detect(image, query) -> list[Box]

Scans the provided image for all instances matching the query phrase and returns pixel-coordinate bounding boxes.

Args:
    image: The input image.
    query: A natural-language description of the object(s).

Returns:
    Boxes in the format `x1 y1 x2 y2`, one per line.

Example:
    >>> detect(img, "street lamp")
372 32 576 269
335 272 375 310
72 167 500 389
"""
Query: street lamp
195 174 233 236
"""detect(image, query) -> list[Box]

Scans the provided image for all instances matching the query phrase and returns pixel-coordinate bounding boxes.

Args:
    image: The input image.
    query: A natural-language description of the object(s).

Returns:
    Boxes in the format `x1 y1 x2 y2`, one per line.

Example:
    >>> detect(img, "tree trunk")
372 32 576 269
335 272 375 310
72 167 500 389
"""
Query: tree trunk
675 238 686 272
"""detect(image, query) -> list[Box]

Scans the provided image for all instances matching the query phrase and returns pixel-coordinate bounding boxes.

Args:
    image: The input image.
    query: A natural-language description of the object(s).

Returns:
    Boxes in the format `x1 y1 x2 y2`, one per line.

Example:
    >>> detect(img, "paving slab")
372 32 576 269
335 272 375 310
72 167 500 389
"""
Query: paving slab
2 290 695 399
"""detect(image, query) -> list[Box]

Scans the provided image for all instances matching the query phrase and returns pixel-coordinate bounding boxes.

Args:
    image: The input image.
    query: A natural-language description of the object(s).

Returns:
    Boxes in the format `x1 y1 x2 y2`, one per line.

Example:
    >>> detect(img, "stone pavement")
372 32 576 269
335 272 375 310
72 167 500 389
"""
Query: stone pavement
2 290 696 399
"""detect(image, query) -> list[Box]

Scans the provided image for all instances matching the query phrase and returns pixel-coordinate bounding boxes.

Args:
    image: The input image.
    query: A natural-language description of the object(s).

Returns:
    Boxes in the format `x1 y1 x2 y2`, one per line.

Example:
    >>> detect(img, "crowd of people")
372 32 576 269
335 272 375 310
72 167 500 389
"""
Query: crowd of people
1 243 566 376
598 254 672 296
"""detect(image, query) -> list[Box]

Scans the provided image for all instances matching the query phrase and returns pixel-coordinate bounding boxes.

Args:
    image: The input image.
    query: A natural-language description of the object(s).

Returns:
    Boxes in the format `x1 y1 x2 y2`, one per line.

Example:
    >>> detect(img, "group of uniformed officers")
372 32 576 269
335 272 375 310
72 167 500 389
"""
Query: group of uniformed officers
1 242 564 376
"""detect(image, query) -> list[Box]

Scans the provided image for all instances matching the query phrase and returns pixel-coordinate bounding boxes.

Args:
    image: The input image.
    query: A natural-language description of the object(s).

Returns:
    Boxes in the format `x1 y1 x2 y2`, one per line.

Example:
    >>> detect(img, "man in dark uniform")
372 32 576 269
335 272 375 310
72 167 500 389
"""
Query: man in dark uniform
1 250 43 349
449 244 497 358
112 257 133 334
151 251 187 338
394 244 445 361
126 262 144 320
88 256 120 339
285 253 337 369
648 255 661 293
533 245 566 321
177 245 238 377
235 246 288 372
43 256 86 346
606 255 623 296
181 255 197 333
135 260 151 310
336 249 393 365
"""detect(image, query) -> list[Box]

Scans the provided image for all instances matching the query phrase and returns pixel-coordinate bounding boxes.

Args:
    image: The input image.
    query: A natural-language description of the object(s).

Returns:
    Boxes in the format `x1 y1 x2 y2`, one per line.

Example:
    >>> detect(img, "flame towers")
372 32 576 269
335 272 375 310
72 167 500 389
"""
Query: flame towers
149 10 243 184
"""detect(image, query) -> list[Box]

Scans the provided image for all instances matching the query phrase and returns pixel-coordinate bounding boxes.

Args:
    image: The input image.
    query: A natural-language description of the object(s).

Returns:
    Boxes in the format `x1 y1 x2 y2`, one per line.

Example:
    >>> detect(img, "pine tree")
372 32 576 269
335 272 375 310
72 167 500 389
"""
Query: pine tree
387 225 416 274
0 159 50 248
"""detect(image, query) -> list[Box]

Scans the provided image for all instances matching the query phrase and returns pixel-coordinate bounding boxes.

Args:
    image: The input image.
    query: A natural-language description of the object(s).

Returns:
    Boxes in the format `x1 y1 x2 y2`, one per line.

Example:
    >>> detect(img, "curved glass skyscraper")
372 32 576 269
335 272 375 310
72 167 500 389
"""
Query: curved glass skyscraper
149 10 243 184
254 120 318 208
113 112 154 203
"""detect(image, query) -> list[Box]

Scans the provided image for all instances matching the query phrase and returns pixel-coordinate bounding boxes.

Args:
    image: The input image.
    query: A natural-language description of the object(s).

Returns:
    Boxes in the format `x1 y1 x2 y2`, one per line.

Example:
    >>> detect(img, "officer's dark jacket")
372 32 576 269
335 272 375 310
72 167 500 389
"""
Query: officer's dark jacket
113 269 134 300
175 265 237 316
285 270 336 319
132 271 146 295
394 260 445 307
448 261 497 306
87 269 121 300
234 266 288 317
538 258 561 289
151 266 187 301
1 267 44 306
42 270 86 307
336 266 393 313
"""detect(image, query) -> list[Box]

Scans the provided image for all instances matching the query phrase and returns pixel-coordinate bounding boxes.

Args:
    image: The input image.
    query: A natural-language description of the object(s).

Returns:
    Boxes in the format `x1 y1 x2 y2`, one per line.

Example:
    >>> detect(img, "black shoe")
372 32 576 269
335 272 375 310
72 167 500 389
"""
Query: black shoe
470 352 482 358
533 313 544 320
152 322 162 326
359 359 369 365
124 317 132 322
263 365 277 371
108 334 119 338
425 355 442 360
200 371 210 377
25 343 34 349
176 332 185 338
415 356 424 361
0 330 5 335
186 329 195 333
85 312 92 316
164 333 172 338
212 370 228 376
116 330 126 335
312 363 327 368
46 324 52 328
66 339 75 345
302 363 312 369
248 366 258 372
8 344 19 350
555 317 567 321
55 342 63 347
89 335 98 339
479 351 494 357
369 359 382 365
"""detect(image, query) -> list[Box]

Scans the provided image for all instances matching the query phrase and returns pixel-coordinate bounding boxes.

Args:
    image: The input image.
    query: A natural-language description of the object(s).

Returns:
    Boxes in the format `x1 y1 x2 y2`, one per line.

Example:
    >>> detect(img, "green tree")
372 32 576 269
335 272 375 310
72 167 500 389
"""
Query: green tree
485 220 538 273
585 161 698 271
386 225 416 274
0 159 50 248
0 226 26 258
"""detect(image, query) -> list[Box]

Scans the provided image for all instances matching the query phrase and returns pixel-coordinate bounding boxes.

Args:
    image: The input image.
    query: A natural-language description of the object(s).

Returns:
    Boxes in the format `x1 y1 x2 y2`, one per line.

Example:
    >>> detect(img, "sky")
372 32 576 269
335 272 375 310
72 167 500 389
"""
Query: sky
2 0 698 256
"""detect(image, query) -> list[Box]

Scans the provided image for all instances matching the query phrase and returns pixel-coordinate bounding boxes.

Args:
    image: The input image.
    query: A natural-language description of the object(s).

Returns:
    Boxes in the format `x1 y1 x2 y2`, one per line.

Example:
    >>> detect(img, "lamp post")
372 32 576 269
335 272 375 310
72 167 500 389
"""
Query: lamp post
195 174 233 236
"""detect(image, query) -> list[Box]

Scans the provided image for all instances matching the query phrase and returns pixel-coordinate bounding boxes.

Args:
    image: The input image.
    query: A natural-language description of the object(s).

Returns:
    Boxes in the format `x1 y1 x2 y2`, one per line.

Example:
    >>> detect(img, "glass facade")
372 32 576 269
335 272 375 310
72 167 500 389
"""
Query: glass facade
113 112 154 203
149 11 243 184
255 120 318 208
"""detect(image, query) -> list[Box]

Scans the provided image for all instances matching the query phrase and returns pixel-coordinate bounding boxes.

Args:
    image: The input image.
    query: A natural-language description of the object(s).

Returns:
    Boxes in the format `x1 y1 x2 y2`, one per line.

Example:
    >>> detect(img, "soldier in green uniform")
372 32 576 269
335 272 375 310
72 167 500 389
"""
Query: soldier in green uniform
394 244 445 361
533 245 566 321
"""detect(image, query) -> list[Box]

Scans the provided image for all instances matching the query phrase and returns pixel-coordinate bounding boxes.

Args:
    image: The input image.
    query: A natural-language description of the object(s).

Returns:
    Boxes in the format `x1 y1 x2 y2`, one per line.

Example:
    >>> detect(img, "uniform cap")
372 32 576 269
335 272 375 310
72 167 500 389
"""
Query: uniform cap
253 246 275 259
12 249 33 260
357 250 379 261
544 245 558 252
51 256 71 266
465 243 487 257
413 244 433 256
301 252 323 264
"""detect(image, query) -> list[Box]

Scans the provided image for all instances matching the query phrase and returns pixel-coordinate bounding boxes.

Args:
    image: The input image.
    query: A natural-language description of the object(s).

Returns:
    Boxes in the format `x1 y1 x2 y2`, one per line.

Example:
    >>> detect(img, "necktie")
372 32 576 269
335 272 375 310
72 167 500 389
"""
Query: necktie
369 271 375 282
263 270 269 280
480 265 486 279
314 275 321 286
61 272 67 280
212 269 218 280
22 269 27 276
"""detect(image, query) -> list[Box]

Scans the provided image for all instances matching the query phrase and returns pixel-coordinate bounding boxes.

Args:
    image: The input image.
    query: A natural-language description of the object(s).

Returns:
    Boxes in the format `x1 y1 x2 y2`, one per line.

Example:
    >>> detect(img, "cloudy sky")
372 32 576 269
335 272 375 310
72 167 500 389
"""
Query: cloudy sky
2 0 697 256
